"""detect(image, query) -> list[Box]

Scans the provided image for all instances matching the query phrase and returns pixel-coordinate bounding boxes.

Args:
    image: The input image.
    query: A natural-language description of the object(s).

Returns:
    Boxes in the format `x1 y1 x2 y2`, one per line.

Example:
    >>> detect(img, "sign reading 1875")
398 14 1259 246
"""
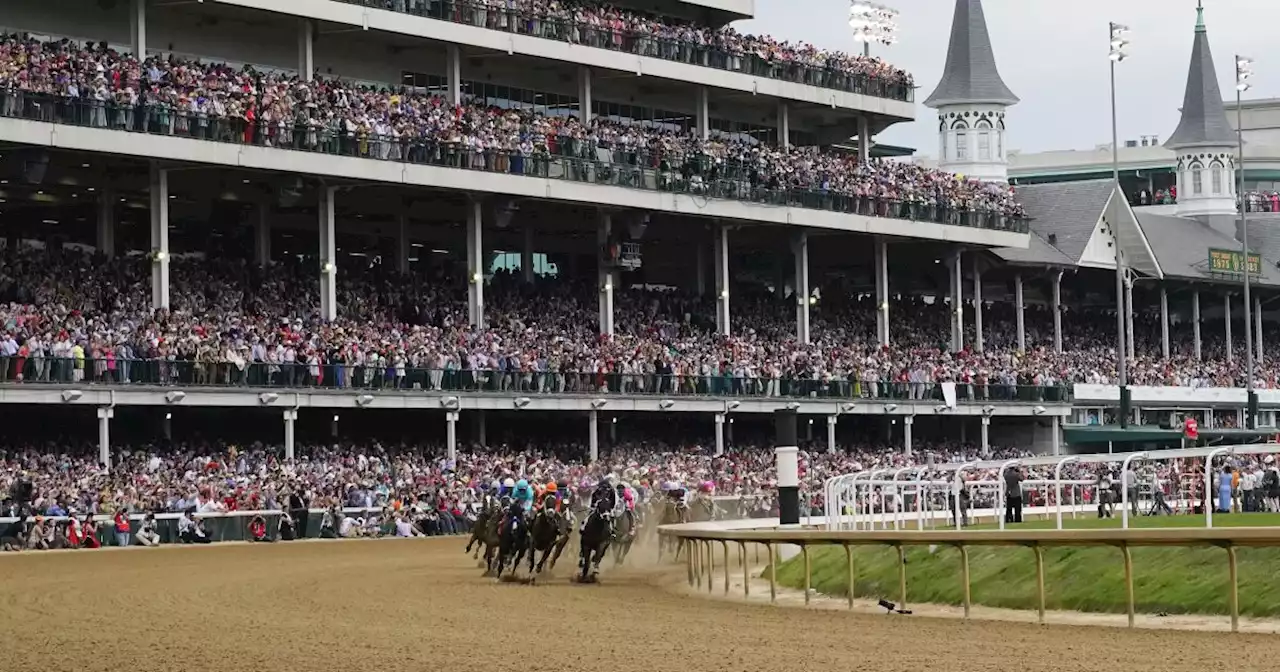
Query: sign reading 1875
1208 248 1262 275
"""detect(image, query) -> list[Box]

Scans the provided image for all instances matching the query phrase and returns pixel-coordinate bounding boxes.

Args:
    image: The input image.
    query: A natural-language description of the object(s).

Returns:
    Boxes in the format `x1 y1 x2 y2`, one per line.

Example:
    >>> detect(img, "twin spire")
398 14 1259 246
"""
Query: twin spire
1165 2 1236 150
925 0 1018 109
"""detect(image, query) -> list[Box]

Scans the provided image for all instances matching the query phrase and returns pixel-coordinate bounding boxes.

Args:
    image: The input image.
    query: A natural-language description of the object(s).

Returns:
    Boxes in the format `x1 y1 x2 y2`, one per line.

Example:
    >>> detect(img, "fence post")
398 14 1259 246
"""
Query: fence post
1121 544 1134 628
802 544 811 605
722 541 730 595
1227 545 1239 633
896 544 907 610
741 542 750 597
959 544 971 619
686 539 695 586
706 541 714 594
844 543 855 610
768 542 777 603
693 539 702 588
1034 544 1046 625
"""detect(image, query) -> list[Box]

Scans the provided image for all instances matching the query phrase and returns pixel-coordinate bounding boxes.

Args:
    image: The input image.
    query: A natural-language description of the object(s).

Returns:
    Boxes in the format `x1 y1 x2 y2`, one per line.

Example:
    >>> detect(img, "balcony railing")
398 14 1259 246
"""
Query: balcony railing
0 356 1070 402
0 92 1028 234
335 0 915 102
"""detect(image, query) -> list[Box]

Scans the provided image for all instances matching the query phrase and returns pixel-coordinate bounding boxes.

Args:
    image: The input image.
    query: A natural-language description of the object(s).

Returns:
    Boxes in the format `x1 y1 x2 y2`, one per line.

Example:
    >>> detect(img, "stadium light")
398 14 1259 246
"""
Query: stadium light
1237 54 1258 427
1108 23 1129 62
1107 20 1131 427
849 1 899 56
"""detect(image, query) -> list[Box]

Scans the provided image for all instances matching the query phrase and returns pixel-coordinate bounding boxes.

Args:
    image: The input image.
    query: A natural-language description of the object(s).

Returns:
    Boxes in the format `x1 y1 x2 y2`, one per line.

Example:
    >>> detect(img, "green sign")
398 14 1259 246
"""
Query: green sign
1208 248 1261 275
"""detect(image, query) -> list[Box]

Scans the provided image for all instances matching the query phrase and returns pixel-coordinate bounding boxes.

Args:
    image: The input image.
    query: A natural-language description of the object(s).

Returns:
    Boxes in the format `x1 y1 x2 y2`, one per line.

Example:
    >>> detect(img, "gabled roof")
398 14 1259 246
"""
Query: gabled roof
994 180 1162 278
1165 5 1237 150
1135 212 1280 287
924 0 1019 108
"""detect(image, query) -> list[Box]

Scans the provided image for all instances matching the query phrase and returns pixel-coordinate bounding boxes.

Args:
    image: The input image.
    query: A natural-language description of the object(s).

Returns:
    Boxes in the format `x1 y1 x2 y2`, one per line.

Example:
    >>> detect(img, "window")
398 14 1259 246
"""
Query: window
942 131 949 161
1192 167 1203 195
996 132 1003 159
956 132 968 161
978 132 991 160
1212 166 1223 194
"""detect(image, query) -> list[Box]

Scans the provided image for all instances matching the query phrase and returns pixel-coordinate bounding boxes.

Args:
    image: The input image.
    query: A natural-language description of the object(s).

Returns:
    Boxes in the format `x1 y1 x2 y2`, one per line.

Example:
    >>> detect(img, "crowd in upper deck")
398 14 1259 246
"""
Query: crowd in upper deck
0 33 1023 219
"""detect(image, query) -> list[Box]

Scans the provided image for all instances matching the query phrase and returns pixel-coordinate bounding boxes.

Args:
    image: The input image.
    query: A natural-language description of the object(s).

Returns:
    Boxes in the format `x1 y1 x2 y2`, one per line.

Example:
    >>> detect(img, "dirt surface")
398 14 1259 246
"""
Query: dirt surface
3 539 1278 672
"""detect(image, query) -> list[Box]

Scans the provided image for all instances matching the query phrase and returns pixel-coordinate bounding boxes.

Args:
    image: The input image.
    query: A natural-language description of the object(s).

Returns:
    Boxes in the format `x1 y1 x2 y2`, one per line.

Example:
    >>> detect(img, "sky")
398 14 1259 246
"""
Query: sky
733 0 1277 156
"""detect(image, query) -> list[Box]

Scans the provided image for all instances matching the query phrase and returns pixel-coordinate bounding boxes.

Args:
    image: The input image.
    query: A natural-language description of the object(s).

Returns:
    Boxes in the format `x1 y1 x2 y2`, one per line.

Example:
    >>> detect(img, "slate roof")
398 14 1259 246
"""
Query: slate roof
1135 211 1280 287
993 181 1115 265
924 0 1019 108
1165 6 1237 149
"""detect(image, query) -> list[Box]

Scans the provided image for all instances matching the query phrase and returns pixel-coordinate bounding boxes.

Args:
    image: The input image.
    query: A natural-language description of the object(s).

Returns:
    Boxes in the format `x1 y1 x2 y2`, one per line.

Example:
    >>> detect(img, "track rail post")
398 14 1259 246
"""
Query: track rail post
1122 544 1134 628
686 538 694 586
768 542 777 603
1034 544 1046 624
722 541 730 595
844 543 855 610
706 541 714 594
1227 545 1240 633
693 539 702 588
959 544 971 619
741 542 750 598
896 544 907 611
802 544 811 605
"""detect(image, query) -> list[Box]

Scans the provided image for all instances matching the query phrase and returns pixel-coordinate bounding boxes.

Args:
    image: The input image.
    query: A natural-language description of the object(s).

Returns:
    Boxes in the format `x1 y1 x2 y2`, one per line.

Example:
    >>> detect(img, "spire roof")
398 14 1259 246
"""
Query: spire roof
925 0 1019 108
1165 3 1237 149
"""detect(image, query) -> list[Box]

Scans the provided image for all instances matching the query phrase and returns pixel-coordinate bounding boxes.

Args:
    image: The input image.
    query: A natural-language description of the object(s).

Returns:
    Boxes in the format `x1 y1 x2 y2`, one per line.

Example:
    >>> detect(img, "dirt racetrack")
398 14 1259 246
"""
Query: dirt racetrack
3 538 1278 672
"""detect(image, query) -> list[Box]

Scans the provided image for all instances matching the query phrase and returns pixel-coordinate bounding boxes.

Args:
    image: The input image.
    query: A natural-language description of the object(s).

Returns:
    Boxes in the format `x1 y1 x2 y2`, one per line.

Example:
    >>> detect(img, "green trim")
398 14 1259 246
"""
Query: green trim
1010 166 1175 185
1063 425 1274 445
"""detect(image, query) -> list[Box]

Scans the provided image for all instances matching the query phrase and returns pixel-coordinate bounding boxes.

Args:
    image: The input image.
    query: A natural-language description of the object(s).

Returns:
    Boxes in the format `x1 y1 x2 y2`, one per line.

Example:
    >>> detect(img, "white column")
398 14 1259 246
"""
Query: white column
97 407 113 471
446 45 462 106
255 202 271 267
1014 272 1025 352
903 416 913 458
696 86 710 140
714 414 725 457
318 186 337 321
1052 271 1063 354
777 102 790 149
793 232 810 344
1051 416 1061 456
588 410 600 463
130 0 146 58
97 187 115 259
826 415 837 455
466 199 485 328
578 66 593 123
149 164 169 310
521 225 535 283
972 256 984 353
1225 294 1234 363
1160 287 1170 359
597 213 615 336
875 238 889 346
446 411 459 463
1257 296 1265 362
858 116 871 163
950 250 964 352
283 409 297 462
395 214 410 274
714 224 730 336
980 416 991 457
1125 277 1135 360
1193 291 1202 361
297 19 314 81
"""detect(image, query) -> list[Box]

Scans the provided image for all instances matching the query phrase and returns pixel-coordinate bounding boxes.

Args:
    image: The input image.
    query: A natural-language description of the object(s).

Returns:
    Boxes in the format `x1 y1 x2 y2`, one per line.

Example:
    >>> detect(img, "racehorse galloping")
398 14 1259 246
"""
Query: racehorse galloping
530 496 569 574
578 499 612 583
494 502 531 579
612 506 638 566
480 498 508 575
689 494 717 523
657 497 689 561
465 496 498 559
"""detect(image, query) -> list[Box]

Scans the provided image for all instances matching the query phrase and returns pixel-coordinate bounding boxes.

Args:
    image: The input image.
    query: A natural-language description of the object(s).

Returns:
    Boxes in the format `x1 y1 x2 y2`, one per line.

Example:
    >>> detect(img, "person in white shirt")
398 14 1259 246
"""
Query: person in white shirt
136 514 161 547
394 514 421 538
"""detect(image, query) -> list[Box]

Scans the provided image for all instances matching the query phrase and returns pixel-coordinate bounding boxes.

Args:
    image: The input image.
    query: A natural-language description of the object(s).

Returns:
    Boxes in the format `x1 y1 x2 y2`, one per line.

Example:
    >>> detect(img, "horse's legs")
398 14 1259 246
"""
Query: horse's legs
550 536 568 569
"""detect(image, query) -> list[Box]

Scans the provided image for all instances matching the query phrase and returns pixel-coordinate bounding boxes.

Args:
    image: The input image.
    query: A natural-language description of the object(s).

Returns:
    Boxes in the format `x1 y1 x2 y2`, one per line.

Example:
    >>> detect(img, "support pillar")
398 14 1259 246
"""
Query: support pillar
597 213 615 336
522 225 535 283
255 202 271 267
1125 276 1135 360
1157 286 1169 359
395 214 410 274
97 187 116 259
1051 416 1061 456
446 45 462 106
696 86 710 140
475 410 487 447
775 410 800 525
578 66 593 122
445 411 458 463
949 250 964 353
714 224 730 336
777 102 790 148
694 244 706 298
318 186 337 321
1193 291 1202 361
1225 294 1234 363
283 409 297 461
588 410 599 463
149 164 170 310
826 415 837 455
97 407 114 471
130 0 146 57
903 416 914 458
793 232 810 344
858 116 871 163
1014 273 1025 352
1052 271 1063 354
1257 296 1265 362
297 19 314 81
466 199 485 328
875 238 889 346
972 257 984 353
714 414 726 457
980 416 991 458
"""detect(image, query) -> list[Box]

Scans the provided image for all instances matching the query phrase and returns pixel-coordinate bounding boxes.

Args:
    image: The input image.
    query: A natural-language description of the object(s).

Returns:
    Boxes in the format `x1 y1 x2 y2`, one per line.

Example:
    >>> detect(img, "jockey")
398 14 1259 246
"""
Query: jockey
541 481 560 511
500 477 516 498
512 479 534 514
590 477 617 514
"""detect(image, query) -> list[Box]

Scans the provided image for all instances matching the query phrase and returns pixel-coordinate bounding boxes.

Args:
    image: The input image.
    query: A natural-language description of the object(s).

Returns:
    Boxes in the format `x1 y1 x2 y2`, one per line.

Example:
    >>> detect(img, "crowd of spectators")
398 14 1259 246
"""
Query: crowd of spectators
0 33 1022 220
1242 190 1280 213
341 0 913 97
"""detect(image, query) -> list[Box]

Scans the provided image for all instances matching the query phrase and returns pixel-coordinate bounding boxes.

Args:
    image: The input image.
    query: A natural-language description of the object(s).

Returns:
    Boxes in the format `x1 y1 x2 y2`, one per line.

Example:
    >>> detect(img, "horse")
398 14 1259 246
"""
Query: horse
689 494 717 523
577 500 613 583
611 505 638 566
494 502 532 579
465 497 498 559
657 497 689 561
530 496 571 574
480 500 507 576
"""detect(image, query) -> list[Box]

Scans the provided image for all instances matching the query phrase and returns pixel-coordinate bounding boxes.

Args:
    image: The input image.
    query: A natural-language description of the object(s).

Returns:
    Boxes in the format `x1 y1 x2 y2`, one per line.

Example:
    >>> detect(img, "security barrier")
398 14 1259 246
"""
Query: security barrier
657 523 1280 632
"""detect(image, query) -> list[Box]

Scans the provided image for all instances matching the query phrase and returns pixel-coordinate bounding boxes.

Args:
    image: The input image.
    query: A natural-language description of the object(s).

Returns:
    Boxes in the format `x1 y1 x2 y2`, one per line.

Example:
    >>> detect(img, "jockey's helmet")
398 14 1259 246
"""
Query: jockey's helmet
545 481 558 493
502 477 516 489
